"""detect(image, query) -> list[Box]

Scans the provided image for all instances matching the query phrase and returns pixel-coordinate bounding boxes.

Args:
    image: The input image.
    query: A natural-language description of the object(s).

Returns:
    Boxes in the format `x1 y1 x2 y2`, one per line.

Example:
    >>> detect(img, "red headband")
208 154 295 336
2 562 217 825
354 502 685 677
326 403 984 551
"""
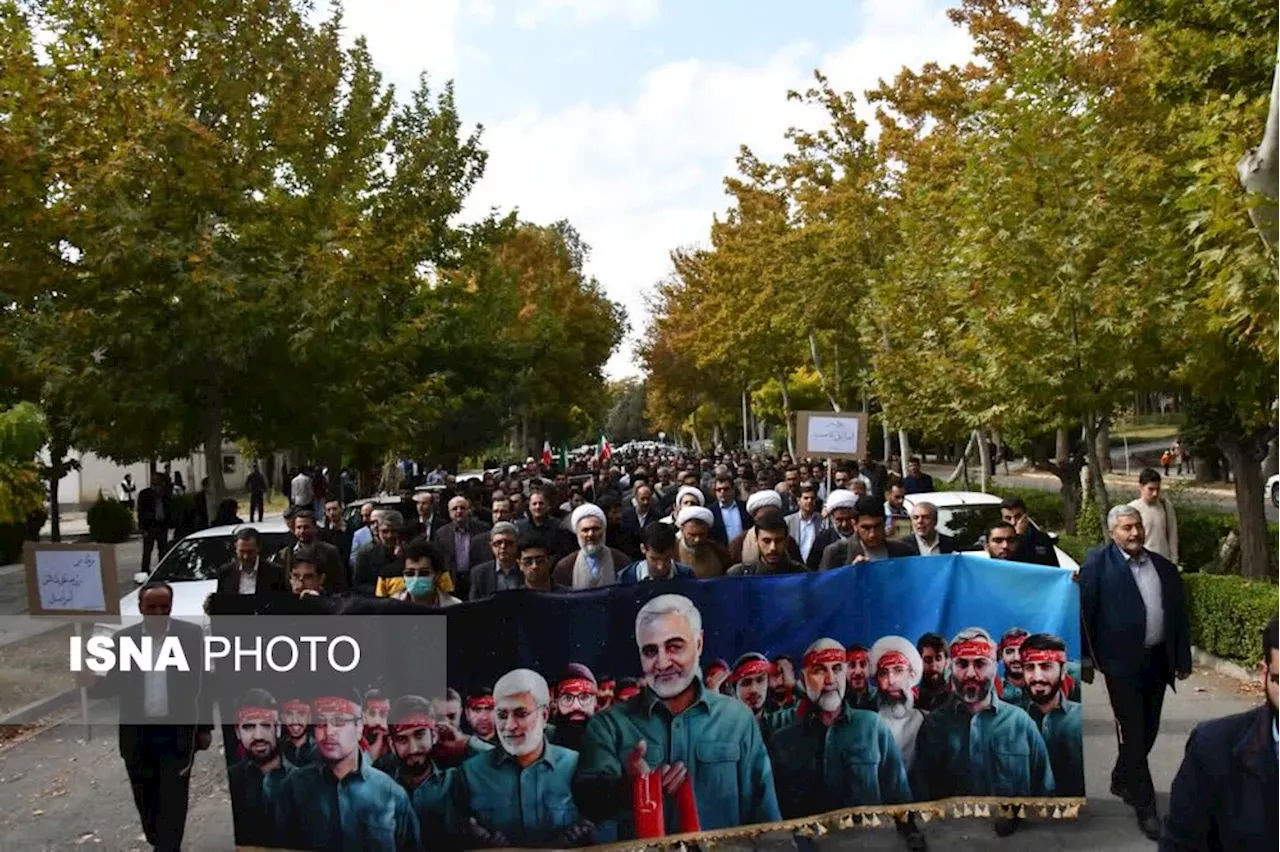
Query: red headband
466 696 495 711
366 700 391 713
876 651 911 672
805 647 848 668
313 697 359 716
281 700 310 715
1000 634 1029 651
391 713 436 734
1020 648 1066 664
616 685 641 701
950 640 996 659
236 707 278 726
845 648 869 663
732 659 773 682
558 678 596 696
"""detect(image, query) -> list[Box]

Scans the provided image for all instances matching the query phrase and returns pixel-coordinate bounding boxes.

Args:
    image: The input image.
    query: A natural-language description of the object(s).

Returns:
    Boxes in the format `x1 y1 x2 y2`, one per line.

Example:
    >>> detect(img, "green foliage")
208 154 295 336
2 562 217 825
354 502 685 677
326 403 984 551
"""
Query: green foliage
86 493 134 544
604 380 650 444
0 402 45 461
1183 573 1278 664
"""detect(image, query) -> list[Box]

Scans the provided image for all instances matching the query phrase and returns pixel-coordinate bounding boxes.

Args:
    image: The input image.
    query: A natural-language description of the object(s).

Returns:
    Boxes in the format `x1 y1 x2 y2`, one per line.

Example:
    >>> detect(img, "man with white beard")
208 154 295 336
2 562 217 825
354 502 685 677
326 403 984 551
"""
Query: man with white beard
552 503 631 589
770 638 912 820
573 594 781 839
452 668 597 848
872 636 929 852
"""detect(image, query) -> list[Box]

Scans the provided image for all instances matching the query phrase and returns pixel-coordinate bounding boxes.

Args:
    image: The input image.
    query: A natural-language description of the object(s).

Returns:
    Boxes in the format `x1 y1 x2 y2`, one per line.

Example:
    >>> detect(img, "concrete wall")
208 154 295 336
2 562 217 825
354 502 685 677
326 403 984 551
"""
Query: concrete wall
37 442 259 510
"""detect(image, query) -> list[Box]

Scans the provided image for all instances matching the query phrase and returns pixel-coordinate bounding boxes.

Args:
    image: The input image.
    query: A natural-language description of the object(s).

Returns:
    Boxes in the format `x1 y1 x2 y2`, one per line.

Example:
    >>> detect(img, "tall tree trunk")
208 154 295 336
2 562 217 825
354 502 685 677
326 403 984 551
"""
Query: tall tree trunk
1096 415 1113 473
975 429 990 493
947 433 976 483
1055 427 1071 467
1218 433 1270 579
897 431 911 478
46 433 68 543
1081 412 1111 540
741 388 749 448
778 372 796 457
808 330 841 411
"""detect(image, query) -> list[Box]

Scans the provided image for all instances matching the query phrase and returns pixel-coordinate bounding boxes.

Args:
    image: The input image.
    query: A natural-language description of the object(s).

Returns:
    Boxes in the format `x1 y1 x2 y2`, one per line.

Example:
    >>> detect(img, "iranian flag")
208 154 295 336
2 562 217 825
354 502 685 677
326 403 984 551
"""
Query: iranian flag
541 441 553 469
598 434 613 464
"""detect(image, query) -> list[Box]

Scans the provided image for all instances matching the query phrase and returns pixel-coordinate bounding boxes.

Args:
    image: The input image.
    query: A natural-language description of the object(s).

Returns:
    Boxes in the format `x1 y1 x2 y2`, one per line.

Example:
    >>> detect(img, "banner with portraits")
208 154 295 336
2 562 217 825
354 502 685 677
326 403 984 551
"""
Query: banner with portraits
215 554 1085 851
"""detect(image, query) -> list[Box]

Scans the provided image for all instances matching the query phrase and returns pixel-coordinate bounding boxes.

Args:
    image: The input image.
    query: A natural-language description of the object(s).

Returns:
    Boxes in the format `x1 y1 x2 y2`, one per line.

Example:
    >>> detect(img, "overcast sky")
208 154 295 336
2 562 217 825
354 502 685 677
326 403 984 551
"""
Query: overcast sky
333 0 975 378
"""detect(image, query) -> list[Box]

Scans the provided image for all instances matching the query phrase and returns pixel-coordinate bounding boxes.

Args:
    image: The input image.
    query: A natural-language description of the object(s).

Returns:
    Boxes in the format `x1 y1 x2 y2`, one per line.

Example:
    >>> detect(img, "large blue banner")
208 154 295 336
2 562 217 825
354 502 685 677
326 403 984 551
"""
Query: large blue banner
217 555 1085 850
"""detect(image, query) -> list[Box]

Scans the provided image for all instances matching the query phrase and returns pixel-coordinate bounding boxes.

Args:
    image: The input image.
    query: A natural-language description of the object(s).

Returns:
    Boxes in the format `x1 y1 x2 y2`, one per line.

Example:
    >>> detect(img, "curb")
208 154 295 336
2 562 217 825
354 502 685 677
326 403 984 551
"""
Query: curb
0 687 83 727
1191 645 1254 683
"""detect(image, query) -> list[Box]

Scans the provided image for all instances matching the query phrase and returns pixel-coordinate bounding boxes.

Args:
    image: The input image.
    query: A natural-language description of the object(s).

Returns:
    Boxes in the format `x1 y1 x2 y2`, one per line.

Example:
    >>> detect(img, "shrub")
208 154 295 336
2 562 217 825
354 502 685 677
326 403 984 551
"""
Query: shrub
87 493 135 543
0 523 24 565
1183 573 1278 665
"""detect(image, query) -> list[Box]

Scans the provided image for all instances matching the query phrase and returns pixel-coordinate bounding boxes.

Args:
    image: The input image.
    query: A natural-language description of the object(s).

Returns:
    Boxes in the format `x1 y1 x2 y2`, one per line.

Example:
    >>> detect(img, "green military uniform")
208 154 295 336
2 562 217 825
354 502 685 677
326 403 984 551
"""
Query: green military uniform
274 751 421 851
452 741 586 847
910 694 1055 801
573 680 781 839
845 686 878 712
996 676 1028 708
396 762 457 847
1028 698 1084 797
768 701 912 818
228 757 294 847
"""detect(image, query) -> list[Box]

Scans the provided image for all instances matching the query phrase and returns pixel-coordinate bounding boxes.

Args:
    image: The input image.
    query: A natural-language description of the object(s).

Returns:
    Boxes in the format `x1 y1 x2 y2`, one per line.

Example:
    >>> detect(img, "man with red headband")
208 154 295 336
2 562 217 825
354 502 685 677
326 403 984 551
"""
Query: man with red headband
452 668 597 848
596 677 616 712
996 628 1030 708
845 643 878 711
766 654 797 711
433 687 503 768
872 636 929 852
573 593 781 838
274 690 421 850
915 634 951 713
730 652 773 720
770 638 911 819
465 688 498 747
361 688 392 765
705 658 732 693
228 689 293 849
279 697 317 767
910 627 1055 839
1020 633 1084 798
388 694 457 840
550 664 599 753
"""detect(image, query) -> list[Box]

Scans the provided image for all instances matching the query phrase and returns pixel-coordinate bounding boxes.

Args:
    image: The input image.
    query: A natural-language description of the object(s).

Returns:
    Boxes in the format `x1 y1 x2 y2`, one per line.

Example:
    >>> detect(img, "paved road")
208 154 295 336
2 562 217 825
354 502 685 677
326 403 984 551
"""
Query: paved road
0 668 1259 851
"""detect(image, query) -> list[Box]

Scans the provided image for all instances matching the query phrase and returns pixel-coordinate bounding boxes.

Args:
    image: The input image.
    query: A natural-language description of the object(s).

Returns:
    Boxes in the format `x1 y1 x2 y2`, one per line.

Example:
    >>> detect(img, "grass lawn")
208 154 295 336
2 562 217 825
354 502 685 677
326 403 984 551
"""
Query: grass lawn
1112 423 1180 442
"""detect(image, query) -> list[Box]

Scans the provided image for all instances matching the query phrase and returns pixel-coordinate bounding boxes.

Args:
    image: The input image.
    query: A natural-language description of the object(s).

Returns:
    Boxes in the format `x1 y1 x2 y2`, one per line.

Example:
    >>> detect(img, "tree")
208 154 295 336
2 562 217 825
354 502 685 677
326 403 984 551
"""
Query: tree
605 380 649 444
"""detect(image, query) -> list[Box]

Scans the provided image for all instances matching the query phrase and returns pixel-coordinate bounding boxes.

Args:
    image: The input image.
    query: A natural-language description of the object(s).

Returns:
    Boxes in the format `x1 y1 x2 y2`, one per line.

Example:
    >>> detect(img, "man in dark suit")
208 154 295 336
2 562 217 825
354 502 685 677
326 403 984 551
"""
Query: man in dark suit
514 486 574 561
1002 497 1060 567
78 582 214 852
1080 504 1191 840
433 494 491 593
709 474 748 546
215 528 289 596
817 496 914 570
467 522 525 599
903 501 959 556
621 482 660 535
1160 615 1277 852
273 510 348 594
136 473 174 575
410 491 445 539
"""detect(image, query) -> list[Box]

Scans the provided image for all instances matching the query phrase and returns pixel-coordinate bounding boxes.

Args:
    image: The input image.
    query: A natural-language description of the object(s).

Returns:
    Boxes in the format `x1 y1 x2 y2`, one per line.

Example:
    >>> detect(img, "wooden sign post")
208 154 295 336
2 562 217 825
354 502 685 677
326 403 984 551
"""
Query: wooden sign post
794 411 869 462
24 543 121 741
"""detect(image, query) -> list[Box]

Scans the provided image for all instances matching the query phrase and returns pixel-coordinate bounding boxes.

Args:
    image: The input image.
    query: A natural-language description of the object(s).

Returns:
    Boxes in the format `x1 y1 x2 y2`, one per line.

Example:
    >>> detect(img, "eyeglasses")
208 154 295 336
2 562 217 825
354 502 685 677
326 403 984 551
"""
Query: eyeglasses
557 693 595 707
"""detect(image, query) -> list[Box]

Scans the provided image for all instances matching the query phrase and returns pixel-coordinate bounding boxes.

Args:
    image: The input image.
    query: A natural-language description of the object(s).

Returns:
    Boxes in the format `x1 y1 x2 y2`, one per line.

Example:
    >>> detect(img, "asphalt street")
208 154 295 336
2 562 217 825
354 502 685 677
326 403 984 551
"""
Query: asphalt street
0 668 1260 851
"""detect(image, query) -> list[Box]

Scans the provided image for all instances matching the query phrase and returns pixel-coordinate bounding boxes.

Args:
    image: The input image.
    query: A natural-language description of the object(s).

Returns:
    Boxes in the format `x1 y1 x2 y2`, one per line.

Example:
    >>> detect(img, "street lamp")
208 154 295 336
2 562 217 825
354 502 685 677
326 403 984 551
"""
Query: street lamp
658 431 666 444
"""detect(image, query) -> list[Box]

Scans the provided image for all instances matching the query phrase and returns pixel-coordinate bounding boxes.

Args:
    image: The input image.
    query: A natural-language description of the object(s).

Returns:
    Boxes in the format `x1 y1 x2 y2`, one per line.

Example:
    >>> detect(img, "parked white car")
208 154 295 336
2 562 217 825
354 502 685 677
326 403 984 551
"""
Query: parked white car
901 490 1080 571
1267 473 1279 508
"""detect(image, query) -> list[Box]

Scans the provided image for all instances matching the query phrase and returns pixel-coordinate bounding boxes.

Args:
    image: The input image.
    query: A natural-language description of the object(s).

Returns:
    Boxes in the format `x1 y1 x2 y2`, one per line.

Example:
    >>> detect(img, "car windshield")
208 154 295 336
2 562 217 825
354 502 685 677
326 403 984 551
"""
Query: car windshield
150 532 294 582
935 505 1004 549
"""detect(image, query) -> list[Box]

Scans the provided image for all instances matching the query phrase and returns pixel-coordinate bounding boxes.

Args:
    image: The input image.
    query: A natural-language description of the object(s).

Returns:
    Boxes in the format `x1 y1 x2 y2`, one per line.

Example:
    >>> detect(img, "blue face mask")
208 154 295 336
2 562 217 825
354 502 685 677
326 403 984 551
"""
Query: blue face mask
403 575 434 598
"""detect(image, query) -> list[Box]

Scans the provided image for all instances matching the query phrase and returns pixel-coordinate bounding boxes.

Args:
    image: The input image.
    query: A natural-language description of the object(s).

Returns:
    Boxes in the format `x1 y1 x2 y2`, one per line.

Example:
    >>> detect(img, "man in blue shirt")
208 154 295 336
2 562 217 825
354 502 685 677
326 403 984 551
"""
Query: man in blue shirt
387 695 457 843
228 689 294 848
1020 633 1084 798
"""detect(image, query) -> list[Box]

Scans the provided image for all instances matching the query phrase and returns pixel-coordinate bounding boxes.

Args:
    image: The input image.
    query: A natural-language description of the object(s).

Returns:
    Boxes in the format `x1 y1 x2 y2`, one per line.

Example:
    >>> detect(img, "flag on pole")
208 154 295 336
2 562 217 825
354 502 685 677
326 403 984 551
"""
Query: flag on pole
541 441 553 469
598 434 612 464
558 442 570 471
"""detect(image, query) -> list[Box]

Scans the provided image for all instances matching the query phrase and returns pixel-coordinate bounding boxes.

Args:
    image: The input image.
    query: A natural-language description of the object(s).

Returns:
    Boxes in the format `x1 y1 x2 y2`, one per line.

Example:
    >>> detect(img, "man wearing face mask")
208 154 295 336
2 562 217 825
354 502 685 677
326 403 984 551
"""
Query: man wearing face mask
380 536 462 607
228 689 293 849
573 594 780 838
1020 633 1085 798
388 695 457 841
452 669 597 848
1160 615 1277 852
871 637 930 852
915 634 951 712
674 506 732 578
549 664 599 753
553 503 630 590
910 627 1054 838
770 638 911 819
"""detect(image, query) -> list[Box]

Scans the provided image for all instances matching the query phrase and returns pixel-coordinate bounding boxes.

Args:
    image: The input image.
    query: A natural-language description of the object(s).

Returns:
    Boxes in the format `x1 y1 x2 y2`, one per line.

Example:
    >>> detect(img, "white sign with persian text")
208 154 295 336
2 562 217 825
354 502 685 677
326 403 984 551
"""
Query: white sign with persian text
805 415 862 457
35 549 108 613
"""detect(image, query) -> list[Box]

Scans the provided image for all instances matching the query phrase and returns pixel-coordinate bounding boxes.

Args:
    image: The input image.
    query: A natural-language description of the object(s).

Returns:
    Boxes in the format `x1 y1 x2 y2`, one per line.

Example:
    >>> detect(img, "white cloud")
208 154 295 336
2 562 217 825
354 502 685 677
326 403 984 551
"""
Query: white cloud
512 0 661 29
338 0 462 87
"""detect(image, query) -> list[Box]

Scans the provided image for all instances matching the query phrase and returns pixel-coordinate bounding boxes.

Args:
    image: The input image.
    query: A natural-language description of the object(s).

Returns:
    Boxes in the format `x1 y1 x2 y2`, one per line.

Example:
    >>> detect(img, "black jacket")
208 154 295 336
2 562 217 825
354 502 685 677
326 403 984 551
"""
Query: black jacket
710 500 749 546
903 533 960 556
817 536 915 571
1079 543 1191 681
135 487 173 531
1160 704 1277 852
1014 523 1060 567
273 540 349 594
214 558 290 596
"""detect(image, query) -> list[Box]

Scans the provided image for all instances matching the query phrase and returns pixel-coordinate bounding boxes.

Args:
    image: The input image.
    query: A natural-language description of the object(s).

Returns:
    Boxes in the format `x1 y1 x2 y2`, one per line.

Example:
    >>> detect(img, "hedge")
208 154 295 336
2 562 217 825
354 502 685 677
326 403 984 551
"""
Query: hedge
86 493 135 543
1183 573 1278 665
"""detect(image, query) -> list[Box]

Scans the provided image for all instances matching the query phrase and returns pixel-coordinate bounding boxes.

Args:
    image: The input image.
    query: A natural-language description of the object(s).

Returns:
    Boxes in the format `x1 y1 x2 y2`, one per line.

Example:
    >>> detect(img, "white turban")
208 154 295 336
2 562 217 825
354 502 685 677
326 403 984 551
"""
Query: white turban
745 490 782 515
825 489 858 513
571 503 606 531
676 506 714 528
676 485 705 507
870 635 923 687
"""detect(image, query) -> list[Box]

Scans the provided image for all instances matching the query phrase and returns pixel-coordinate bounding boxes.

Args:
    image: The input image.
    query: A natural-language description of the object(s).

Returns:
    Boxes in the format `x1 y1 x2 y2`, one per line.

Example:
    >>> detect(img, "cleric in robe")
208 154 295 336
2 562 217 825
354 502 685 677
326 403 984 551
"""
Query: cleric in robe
1020 633 1085 797
572 594 781 838
552 504 631 590
274 690 421 852
451 669 596 848
910 627 1055 801
227 689 294 849
769 638 912 818
387 695 457 842
871 636 926 769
